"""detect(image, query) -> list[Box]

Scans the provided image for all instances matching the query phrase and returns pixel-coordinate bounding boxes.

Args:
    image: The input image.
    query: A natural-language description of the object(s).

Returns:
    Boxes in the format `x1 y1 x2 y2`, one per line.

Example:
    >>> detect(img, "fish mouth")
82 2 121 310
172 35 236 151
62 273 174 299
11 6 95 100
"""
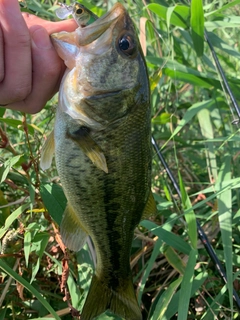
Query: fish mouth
75 3 126 46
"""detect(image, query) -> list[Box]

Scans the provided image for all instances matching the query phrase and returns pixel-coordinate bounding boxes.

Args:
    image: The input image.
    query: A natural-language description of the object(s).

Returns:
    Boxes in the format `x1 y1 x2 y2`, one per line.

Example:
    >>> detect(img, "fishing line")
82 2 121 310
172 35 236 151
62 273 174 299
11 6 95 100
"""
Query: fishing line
151 136 240 311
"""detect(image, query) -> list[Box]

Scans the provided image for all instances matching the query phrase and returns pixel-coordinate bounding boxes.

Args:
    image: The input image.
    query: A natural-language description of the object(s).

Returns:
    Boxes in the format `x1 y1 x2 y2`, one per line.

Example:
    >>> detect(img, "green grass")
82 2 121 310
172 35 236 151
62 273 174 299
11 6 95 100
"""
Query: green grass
1 0 240 319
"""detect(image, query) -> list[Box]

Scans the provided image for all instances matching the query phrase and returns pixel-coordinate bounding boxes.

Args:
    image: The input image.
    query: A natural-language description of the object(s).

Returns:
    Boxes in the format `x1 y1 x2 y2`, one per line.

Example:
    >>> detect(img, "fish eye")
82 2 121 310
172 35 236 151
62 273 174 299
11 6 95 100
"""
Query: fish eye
119 37 129 51
118 35 136 56
76 8 83 15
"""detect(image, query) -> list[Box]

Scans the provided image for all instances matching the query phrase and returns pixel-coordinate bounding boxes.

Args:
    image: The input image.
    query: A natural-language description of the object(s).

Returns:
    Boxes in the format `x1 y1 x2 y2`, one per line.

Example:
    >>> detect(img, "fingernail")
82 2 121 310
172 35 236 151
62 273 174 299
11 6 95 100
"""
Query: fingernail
31 27 52 50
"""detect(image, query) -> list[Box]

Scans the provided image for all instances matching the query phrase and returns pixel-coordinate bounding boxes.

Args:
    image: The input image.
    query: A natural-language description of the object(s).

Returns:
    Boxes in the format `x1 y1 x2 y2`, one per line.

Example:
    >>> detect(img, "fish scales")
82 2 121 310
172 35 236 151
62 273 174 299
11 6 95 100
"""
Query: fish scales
41 2 156 319
55 99 151 272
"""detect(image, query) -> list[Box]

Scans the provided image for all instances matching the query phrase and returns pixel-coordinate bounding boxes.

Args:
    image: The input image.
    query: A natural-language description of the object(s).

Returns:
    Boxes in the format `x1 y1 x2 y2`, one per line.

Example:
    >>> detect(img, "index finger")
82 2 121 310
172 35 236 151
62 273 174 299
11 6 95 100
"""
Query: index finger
22 13 78 34
0 0 32 104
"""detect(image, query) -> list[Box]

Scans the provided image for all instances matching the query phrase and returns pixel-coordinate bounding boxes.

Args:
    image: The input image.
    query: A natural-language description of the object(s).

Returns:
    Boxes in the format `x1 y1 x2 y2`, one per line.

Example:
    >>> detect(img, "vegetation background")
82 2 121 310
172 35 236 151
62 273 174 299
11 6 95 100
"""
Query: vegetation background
1 0 240 319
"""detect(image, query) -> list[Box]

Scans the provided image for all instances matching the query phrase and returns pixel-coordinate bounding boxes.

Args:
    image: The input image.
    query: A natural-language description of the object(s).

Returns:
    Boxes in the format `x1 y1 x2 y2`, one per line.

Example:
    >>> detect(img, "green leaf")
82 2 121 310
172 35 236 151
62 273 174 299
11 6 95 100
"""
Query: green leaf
0 118 34 135
0 190 10 225
31 259 40 284
207 32 240 60
164 246 186 275
0 154 23 184
0 203 30 239
152 113 178 125
0 259 61 320
24 230 32 267
0 108 5 118
205 16 240 31
190 0 204 57
147 4 190 29
159 99 216 151
24 222 40 267
40 183 67 225
95 311 123 319
31 232 50 283
146 57 222 89
141 220 191 255
205 0 240 17
165 271 208 318
0 308 7 320
31 318 55 320
151 277 182 320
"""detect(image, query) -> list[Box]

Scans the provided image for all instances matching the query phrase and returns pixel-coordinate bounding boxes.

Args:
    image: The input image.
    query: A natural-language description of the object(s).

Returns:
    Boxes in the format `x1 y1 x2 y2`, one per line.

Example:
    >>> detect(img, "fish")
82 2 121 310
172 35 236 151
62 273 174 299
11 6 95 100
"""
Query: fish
41 3 156 319
55 2 98 27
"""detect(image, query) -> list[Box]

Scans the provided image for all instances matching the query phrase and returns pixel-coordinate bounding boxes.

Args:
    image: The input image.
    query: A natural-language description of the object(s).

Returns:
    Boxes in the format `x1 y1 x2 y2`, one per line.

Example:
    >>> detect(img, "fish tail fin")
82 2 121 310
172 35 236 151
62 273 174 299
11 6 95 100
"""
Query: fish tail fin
81 274 142 320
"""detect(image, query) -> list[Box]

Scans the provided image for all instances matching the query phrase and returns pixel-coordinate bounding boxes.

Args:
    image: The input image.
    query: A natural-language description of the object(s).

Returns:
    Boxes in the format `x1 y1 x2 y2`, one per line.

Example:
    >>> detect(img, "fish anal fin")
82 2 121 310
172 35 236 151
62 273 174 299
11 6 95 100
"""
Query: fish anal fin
40 130 55 171
142 191 157 219
67 126 108 173
61 203 88 252
81 274 142 320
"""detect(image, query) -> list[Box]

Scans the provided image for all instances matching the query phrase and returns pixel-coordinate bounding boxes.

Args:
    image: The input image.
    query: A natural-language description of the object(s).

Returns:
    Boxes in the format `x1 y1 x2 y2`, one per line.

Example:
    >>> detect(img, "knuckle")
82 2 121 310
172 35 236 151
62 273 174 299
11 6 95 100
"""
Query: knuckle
0 79 32 105
13 85 32 101
16 33 31 48
5 84 32 104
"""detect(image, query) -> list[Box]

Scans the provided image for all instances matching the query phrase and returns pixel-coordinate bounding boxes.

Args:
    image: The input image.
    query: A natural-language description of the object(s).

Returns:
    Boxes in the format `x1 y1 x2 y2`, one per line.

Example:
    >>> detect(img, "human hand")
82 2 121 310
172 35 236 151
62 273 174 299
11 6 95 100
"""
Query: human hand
0 0 77 113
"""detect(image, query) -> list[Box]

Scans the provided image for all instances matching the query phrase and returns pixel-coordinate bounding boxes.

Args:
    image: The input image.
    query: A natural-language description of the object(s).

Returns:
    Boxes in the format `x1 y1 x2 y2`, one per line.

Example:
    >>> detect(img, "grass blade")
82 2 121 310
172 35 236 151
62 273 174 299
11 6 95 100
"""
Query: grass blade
178 171 197 249
190 0 204 57
137 237 163 303
177 249 198 320
216 154 233 313
198 108 218 181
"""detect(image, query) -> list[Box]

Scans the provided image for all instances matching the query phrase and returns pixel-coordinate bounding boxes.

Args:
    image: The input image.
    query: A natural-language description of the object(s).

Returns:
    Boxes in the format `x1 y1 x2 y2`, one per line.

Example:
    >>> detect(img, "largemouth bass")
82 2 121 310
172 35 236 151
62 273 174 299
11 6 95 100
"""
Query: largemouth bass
41 3 156 319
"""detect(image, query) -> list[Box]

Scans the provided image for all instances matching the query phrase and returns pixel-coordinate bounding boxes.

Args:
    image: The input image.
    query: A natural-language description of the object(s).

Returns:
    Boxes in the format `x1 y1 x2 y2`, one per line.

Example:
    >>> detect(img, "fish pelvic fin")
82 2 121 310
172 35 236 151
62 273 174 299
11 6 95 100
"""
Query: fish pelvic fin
81 274 142 320
142 191 157 219
60 203 88 251
40 130 55 171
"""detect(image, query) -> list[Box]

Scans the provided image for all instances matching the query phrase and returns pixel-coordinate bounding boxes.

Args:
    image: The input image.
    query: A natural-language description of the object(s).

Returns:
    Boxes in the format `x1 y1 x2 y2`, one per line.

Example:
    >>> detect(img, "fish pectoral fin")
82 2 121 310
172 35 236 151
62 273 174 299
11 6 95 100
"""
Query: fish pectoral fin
142 191 157 219
40 130 55 171
61 203 88 252
67 127 108 173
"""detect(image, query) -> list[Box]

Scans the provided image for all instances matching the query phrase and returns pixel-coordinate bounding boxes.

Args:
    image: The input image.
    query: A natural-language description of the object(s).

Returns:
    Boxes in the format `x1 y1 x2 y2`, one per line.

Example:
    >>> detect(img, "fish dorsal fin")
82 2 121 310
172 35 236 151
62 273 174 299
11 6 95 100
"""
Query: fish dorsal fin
67 126 108 173
142 191 157 219
40 130 55 171
61 203 88 251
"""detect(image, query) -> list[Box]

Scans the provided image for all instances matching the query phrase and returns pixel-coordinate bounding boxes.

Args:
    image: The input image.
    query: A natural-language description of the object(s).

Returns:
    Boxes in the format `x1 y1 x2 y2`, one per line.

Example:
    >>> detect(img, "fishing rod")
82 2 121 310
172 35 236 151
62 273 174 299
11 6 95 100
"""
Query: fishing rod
151 136 240 310
204 30 240 124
